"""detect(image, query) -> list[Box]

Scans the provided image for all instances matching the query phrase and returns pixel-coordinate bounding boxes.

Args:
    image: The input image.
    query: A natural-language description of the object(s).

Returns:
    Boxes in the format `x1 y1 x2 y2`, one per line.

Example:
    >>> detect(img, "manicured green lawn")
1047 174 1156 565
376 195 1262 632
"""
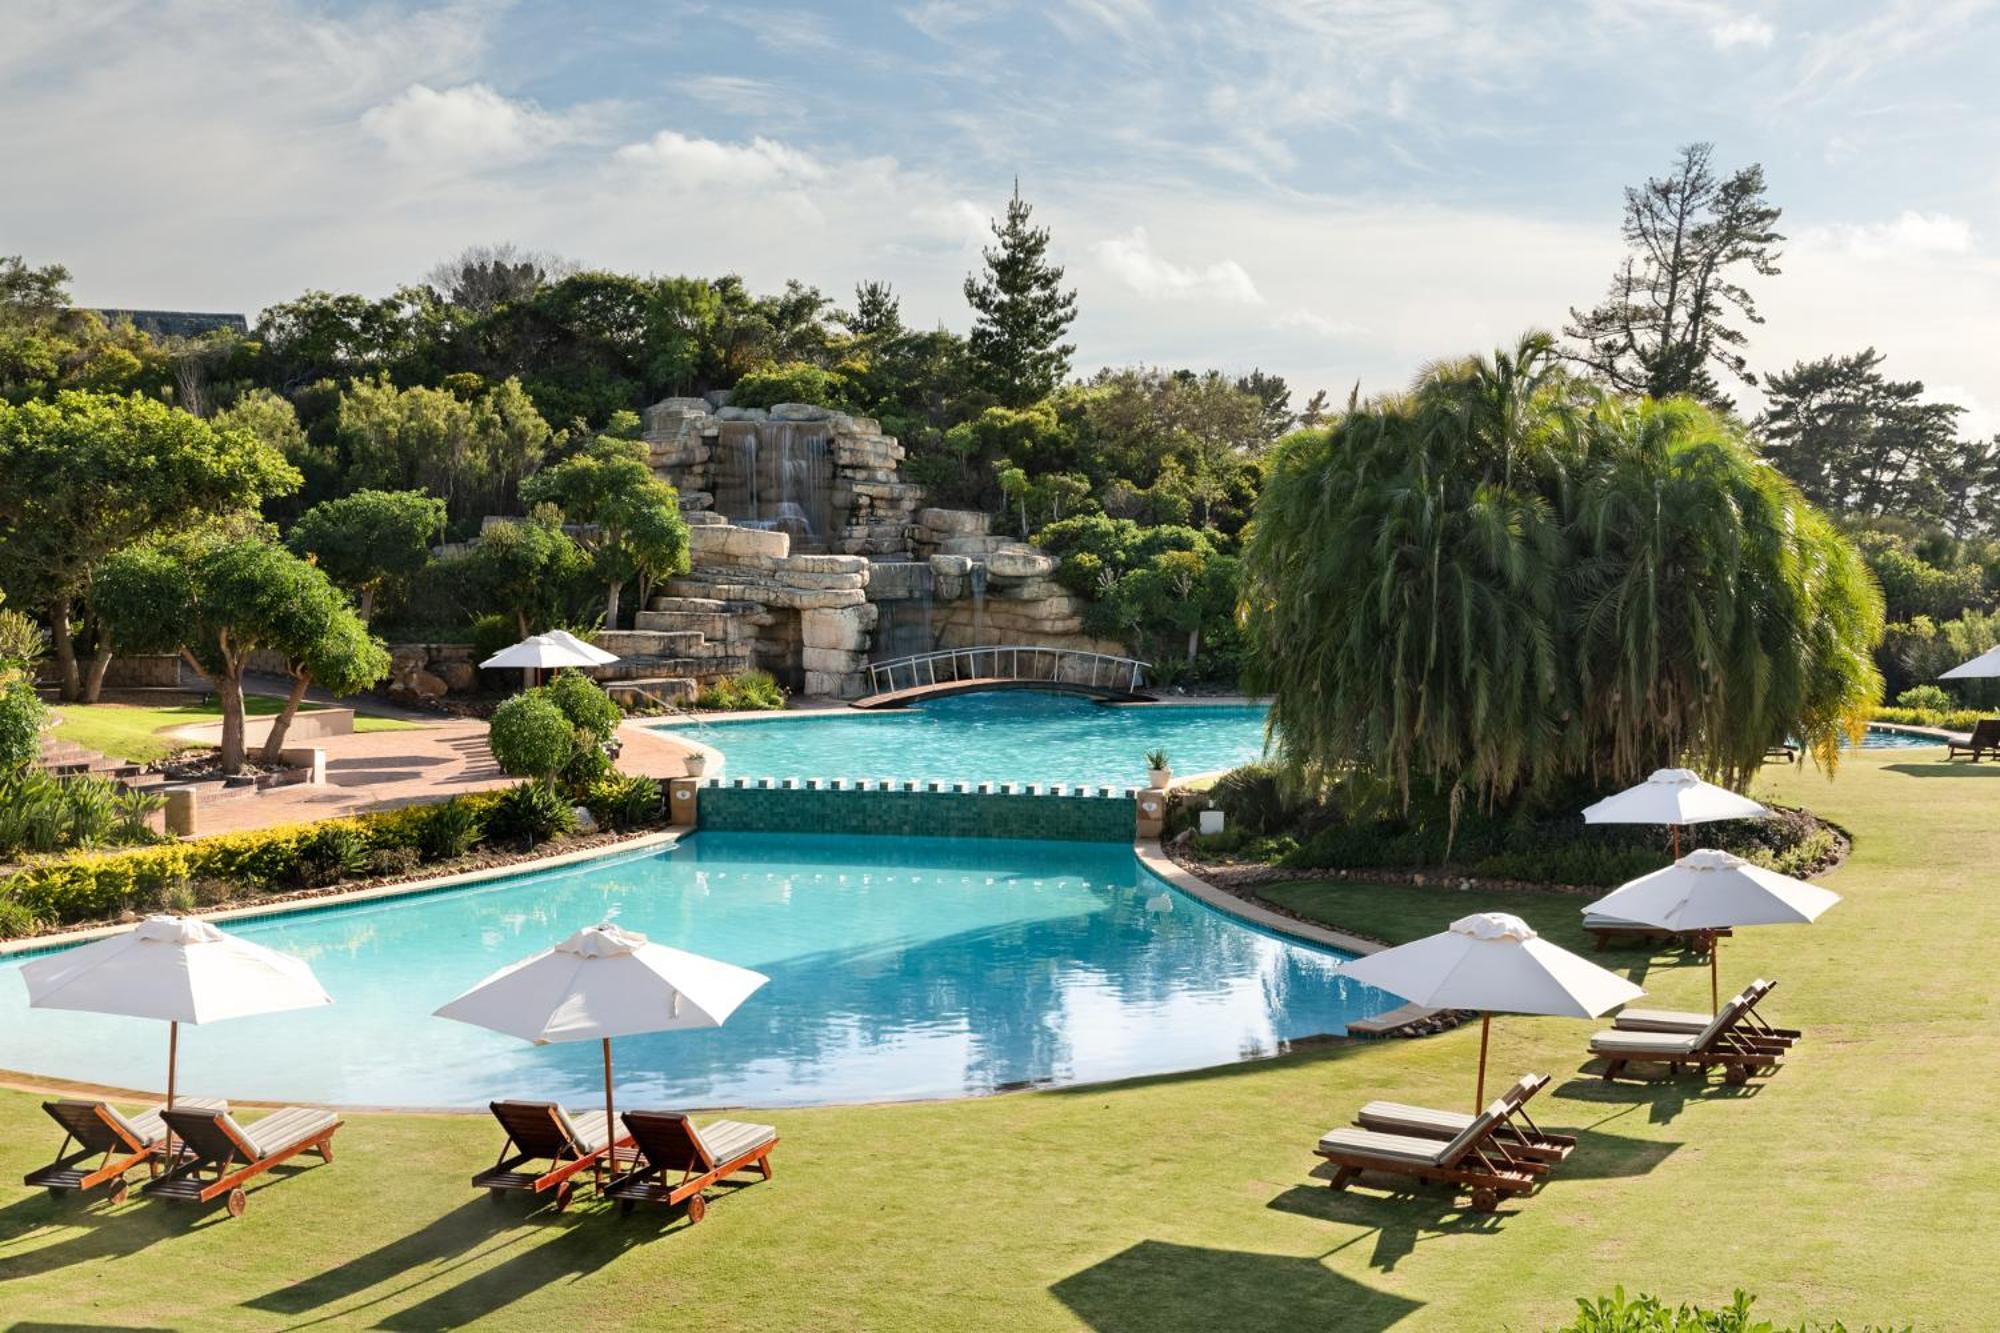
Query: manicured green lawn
0 748 1974 1328
47 697 426 764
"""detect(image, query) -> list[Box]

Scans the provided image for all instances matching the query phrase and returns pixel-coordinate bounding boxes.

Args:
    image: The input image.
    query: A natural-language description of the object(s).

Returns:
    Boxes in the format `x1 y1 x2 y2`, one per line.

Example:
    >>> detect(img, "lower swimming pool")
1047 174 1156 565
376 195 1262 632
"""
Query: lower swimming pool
0 833 1390 1108
653 690 1270 786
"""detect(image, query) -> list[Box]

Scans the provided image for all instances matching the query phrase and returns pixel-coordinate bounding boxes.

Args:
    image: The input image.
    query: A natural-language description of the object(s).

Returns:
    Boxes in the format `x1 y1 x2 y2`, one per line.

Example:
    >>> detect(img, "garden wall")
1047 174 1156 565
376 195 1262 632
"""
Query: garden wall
694 778 1137 842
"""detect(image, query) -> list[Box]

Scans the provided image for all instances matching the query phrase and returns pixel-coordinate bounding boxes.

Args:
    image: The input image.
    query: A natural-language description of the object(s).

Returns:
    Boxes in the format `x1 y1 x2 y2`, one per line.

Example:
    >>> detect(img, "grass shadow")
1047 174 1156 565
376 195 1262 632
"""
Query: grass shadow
1551 1072 1763 1125
1049 1238 1422 1332
239 1197 523 1320
1268 1177 1509 1271
1882 762 2000 779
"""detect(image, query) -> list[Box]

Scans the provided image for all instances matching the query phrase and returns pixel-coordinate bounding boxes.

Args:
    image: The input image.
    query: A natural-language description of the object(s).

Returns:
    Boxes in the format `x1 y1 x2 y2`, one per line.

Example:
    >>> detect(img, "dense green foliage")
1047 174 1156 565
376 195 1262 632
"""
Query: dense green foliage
286 488 445 620
1558 1287 1905 1333
693 669 787 712
520 436 689 624
486 693 578 780
1241 335 1884 808
485 779 578 848
0 678 46 775
962 186 1077 406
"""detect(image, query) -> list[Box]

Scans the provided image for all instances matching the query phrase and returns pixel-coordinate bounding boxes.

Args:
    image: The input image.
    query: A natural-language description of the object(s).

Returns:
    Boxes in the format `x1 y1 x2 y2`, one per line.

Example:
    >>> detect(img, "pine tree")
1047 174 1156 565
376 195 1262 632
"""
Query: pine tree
963 184 1077 406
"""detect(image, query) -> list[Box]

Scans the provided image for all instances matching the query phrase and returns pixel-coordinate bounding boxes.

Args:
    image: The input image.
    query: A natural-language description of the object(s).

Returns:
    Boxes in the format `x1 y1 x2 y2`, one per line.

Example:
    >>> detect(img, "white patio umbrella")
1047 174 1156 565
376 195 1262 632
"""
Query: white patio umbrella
434 924 768 1151
1582 768 1769 858
543 629 619 667
21 915 332 1113
1338 913 1643 1110
480 632 612 689
1584 849 1840 1013
1939 645 2000 679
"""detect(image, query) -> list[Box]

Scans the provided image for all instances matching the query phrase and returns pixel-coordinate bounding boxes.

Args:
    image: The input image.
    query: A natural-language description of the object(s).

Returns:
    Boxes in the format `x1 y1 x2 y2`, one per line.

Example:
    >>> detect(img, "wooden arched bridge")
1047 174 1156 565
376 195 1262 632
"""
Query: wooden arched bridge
852 645 1155 710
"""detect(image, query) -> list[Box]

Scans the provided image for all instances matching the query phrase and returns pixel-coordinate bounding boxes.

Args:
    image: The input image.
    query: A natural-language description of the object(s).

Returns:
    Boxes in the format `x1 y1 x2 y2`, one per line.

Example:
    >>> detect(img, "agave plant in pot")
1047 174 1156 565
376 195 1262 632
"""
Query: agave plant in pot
1145 749 1172 790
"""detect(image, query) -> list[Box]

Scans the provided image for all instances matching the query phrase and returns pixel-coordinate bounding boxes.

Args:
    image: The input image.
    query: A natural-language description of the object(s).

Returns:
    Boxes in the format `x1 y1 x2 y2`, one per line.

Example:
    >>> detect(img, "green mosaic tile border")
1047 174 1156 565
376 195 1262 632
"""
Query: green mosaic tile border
695 778 1137 842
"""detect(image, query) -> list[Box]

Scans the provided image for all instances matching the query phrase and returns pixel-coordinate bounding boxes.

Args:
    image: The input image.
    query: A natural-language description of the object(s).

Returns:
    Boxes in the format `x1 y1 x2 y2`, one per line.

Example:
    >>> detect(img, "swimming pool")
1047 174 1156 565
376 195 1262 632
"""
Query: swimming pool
1851 724 1943 749
654 691 1271 786
0 833 1389 1108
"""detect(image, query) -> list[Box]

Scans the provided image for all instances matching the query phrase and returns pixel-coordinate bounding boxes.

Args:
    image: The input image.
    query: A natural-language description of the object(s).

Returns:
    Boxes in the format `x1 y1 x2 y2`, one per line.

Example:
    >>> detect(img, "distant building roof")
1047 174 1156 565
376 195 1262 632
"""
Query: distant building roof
86 309 249 339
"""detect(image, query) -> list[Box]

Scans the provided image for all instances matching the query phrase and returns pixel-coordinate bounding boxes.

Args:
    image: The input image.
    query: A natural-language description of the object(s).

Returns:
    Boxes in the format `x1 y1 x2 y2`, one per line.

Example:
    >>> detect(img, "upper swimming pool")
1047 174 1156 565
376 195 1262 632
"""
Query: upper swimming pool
0 833 1391 1108
653 690 1271 786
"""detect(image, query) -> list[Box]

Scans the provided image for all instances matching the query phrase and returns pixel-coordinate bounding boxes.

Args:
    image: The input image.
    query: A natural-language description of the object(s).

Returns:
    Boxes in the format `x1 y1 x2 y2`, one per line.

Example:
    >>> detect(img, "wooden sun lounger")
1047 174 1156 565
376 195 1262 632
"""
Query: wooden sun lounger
1354 1073 1574 1166
1583 914 1732 954
1589 993 1787 1085
472 1100 630 1211
604 1111 778 1222
1613 979 1801 1047
23 1096 227 1204
1947 719 2000 761
1314 1101 1537 1212
145 1105 340 1217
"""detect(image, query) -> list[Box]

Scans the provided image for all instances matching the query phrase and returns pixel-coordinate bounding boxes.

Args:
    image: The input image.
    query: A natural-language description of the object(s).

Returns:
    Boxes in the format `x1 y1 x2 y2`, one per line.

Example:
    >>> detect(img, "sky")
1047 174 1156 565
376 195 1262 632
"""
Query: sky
4 0 1998 432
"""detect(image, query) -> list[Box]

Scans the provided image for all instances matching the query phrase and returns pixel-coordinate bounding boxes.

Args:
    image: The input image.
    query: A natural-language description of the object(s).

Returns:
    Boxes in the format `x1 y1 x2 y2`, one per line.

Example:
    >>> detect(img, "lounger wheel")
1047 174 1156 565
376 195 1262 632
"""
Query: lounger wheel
1470 1188 1499 1213
619 1198 636 1216
488 1187 508 1203
554 1182 575 1212
685 1193 707 1225
107 1178 130 1206
1724 1065 1750 1086
225 1187 247 1219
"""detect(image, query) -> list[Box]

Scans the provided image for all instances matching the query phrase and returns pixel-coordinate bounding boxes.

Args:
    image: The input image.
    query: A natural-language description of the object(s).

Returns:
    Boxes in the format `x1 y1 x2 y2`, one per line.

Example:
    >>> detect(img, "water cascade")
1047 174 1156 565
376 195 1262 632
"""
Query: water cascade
867 559 936 661
711 421 835 549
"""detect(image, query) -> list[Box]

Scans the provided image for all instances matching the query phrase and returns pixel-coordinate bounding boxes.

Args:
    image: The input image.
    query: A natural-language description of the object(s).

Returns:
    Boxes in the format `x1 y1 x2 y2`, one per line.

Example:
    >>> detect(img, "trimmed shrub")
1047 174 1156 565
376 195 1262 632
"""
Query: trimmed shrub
411 797 485 863
0 678 47 776
1206 763 1295 837
488 693 577 780
544 670 621 743
368 845 423 878
0 898 39 937
559 740 613 790
694 670 787 712
293 822 371 888
486 780 577 848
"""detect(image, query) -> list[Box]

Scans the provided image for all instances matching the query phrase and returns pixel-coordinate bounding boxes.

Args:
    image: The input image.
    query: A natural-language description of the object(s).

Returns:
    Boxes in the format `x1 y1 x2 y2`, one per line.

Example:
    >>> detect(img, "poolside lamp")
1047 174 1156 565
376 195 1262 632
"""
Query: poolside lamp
434 924 767 1174
1581 768 1769 859
1584 850 1839 1014
1337 913 1642 1111
21 916 332 1149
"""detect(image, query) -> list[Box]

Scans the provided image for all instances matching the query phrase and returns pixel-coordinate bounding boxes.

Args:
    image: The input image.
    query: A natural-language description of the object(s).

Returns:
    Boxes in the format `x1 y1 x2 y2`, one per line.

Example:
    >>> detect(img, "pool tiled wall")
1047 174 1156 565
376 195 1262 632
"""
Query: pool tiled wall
695 778 1137 842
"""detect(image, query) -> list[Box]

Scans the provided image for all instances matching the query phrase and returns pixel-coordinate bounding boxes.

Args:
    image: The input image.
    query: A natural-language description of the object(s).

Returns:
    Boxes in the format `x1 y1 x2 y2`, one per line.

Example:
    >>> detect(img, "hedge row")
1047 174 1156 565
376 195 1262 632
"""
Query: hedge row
0 773 665 940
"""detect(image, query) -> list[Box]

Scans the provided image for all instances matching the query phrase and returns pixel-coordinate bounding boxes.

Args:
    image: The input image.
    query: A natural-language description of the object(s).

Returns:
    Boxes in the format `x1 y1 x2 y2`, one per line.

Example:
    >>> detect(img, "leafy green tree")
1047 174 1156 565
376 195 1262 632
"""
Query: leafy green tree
464 506 595 635
1241 333 1883 809
424 243 576 316
727 363 852 411
963 185 1077 406
1565 143 1784 408
0 677 44 775
333 374 550 527
487 692 576 780
1234 369 1296 445
288 489 445 620
94 537 388 773
1757 349 1974 524
0 257 171 403
520 437 690 626
0 391 299 700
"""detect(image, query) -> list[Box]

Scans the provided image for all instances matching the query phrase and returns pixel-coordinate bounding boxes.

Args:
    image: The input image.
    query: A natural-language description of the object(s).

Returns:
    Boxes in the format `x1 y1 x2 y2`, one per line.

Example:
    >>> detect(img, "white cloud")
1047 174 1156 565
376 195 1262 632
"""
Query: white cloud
362 83 587 167
1092 227 1263 304
1277 309 1365 339
613 131 825 189
1804 210 1975 261
1709 16 1775 49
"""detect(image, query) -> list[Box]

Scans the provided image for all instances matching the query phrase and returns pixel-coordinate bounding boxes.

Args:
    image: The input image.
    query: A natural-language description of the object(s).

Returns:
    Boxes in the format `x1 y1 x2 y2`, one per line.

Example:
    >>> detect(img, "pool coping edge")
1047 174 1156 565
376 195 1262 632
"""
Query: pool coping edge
1133 838 1384 957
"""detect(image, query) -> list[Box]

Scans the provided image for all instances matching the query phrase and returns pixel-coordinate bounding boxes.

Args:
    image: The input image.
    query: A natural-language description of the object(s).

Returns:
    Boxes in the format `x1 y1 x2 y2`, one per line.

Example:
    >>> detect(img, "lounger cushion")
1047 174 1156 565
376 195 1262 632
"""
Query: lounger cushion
123 1096 227 1147
1613 1007 1712 1032
1316 1127 1449 1165
1590 1030 1700 1055
558 1108 615 1155
1355 1101 1474 1138
697 1119 776 1164
238 1107 338 1159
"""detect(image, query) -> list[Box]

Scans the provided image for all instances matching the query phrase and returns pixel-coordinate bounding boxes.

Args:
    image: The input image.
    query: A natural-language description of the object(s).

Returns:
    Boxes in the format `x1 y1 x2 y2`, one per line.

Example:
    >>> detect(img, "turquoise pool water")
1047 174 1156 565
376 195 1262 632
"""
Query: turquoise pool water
655 690 1270 785
1852 725 1941 749
0 834 1388 1108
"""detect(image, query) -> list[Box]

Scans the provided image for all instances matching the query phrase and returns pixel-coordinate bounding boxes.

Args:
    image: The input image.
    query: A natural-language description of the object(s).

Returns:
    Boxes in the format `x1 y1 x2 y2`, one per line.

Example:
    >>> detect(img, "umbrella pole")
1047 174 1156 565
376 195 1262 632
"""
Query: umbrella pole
167 1020 178 1111
1711 937 1721 1015
603 1037 615 1168
1475 1013 1490 1111
1671 824 1680 859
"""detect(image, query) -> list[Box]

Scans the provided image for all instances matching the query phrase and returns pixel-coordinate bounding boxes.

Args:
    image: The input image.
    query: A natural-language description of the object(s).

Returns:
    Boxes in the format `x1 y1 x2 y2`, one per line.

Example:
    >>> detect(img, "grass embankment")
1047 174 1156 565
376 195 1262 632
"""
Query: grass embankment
48 697 425 764
0 747 1975 1329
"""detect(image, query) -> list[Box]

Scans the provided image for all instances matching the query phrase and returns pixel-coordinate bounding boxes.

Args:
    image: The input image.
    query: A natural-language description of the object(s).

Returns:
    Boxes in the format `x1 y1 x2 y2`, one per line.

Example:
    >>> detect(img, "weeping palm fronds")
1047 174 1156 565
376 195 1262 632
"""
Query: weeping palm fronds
1240 333 1883 810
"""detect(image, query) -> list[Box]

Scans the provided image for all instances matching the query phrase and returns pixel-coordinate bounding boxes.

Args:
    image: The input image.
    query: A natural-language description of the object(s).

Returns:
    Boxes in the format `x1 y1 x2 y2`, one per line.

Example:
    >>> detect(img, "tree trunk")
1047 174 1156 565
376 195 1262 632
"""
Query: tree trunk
358 585 376 623
49 594 80 701
84 644 114 704
605 581 623 630
259 671 313 764
1186 625 1200 665
216 668 247 772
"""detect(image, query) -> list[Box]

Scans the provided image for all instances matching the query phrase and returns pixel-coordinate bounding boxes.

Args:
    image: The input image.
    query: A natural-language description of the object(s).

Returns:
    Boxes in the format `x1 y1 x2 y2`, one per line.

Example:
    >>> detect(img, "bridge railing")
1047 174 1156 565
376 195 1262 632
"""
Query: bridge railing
864 645 1151 697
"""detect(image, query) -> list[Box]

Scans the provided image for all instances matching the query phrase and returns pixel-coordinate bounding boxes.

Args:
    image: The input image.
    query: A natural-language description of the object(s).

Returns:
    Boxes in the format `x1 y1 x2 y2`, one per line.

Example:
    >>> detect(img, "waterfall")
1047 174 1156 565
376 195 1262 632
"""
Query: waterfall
712 421 834 549
868 560 936 661
969 560 989 646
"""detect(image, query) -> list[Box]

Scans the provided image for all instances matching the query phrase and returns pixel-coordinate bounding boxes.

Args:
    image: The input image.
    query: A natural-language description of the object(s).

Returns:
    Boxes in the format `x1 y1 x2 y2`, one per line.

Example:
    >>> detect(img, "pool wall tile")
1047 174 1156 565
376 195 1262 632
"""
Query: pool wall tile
695 784 1138 842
